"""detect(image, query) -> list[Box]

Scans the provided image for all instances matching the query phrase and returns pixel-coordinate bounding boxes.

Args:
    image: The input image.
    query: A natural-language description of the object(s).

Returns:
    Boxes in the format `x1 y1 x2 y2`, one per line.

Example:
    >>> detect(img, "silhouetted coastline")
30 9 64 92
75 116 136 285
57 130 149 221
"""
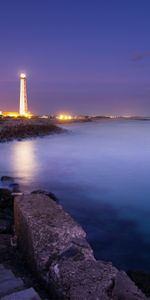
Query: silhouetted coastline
0 118 64 142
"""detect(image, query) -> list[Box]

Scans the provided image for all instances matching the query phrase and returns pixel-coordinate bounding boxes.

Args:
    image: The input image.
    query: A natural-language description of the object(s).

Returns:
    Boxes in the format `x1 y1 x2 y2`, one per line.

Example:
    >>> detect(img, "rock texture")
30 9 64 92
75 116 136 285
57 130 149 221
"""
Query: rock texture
0 120 64 142
31 189 58 203
14 194 148 300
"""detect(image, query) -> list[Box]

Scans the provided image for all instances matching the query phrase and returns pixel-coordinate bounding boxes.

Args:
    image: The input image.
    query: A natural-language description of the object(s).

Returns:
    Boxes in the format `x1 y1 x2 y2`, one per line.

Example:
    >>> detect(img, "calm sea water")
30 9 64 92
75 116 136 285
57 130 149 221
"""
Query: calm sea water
1 120 150 272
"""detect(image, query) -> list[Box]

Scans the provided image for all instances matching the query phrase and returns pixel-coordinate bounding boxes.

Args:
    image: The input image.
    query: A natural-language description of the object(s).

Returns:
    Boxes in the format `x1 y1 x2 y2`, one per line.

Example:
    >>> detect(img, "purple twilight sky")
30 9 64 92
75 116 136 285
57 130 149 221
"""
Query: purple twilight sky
0 0 150 115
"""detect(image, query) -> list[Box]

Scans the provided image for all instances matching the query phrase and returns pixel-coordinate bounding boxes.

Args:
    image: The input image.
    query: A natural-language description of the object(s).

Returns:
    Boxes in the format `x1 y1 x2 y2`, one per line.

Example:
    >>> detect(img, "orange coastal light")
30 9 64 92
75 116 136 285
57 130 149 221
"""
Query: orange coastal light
57 114 72 121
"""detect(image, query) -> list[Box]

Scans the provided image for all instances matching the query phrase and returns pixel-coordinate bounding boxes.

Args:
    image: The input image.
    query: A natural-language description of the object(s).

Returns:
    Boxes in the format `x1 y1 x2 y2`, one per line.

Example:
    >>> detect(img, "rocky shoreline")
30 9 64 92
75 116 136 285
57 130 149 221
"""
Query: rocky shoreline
0 176 59 235
0 118 64 142
0 176 150 299
0 177 52 299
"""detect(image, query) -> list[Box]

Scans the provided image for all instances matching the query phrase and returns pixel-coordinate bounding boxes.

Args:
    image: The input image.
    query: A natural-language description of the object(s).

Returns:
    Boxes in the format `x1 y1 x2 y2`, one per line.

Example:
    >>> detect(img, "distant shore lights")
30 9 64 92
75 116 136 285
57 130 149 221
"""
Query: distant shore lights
57 114 72 121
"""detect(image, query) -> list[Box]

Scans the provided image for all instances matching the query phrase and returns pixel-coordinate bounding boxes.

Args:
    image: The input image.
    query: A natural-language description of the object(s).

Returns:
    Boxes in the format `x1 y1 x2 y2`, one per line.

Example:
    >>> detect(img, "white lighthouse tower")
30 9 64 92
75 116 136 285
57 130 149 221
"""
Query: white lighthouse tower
19 73 28 116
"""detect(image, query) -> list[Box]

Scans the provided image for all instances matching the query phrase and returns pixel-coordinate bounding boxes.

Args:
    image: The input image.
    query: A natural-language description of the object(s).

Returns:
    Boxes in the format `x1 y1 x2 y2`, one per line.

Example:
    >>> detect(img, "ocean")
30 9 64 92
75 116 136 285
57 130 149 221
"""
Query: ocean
1 119 150 271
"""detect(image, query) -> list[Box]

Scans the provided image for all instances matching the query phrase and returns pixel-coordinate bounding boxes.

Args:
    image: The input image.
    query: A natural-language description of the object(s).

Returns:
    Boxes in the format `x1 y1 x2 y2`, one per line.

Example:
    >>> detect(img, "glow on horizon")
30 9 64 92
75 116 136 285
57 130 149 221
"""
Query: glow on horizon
57 114 72 120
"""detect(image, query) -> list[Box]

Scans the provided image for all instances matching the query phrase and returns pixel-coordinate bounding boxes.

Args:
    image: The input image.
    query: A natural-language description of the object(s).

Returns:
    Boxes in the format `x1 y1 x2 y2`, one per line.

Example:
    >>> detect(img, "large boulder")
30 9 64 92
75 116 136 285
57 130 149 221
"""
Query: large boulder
14 194 148 300
14 194 93 273
49 257 118 300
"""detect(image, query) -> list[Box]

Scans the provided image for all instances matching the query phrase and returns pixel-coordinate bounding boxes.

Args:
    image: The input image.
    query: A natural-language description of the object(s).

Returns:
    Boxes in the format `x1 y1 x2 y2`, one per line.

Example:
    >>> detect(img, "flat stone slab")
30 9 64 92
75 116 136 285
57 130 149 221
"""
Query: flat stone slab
14 194 94 273
0 277 24 298
0 287 41 300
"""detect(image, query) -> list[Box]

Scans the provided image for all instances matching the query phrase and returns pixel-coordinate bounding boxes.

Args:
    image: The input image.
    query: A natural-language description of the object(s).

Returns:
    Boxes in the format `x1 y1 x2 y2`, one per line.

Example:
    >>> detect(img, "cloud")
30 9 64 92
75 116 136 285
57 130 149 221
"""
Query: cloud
131 51 150 62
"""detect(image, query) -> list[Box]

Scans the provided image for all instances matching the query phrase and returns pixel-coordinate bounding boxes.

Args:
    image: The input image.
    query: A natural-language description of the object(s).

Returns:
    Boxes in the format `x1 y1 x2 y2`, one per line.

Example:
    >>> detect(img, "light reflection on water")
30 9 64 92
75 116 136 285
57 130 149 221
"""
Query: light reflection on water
0 120 150 271
11 141 38 181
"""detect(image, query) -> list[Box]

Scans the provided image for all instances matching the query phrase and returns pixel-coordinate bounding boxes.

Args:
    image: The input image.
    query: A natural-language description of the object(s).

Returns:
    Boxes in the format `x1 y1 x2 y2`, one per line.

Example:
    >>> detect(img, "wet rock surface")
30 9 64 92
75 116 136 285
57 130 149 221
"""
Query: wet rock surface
14 193 148 299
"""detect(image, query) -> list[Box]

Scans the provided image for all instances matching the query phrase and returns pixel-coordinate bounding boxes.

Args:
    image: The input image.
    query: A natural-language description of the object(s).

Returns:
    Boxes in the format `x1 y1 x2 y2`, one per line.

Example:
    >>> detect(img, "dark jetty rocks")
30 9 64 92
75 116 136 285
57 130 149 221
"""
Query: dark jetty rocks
0 176 21 234
0 123 64 142
14 194 149 299
0 175 150 298
0 176 58 234
0 188 14 233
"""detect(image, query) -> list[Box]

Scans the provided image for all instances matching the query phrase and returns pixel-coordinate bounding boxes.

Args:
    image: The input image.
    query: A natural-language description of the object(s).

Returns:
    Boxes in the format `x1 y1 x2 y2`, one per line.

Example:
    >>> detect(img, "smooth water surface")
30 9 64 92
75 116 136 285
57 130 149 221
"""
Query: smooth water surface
1 120 150 271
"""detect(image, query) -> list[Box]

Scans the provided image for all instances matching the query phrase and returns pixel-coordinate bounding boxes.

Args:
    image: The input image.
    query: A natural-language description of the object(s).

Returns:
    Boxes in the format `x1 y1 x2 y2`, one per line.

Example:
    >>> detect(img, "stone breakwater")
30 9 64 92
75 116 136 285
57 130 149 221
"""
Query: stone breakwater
0 118 64 142
0 124 63 142
14 193 148 300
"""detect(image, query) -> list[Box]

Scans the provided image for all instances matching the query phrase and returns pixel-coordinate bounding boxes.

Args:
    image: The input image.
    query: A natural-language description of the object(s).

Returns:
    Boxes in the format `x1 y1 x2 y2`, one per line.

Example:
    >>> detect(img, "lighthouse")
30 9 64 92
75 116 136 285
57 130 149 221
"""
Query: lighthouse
19 73 28 116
